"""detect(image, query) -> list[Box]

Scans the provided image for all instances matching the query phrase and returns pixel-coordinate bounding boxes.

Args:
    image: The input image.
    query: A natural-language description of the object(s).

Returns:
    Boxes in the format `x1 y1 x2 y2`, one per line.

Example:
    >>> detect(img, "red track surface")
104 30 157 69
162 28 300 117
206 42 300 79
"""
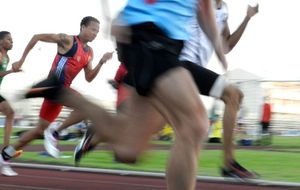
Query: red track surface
0 167 298 190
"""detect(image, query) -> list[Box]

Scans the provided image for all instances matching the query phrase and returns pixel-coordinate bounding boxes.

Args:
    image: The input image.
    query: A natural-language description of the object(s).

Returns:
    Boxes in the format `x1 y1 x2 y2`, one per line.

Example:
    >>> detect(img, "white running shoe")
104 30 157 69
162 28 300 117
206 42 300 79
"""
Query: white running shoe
44 128 60 158
1 165 18 176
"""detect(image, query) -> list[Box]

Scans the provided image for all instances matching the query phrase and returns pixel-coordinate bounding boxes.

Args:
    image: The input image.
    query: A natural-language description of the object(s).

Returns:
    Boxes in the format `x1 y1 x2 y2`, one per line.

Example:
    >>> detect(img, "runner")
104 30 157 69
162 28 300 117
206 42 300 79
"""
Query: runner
0 31 22 176
0 16 113 171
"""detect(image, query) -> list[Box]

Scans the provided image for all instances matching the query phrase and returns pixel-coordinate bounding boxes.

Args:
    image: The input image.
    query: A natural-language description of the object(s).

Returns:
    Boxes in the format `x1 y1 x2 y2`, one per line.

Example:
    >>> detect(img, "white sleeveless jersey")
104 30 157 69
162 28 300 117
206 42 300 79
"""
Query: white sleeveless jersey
179 1 228 67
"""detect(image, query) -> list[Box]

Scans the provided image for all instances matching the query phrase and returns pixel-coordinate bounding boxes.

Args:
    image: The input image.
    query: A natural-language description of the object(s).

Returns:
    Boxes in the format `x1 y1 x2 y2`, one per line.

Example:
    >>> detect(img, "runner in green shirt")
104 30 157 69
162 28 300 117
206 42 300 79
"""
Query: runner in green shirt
0 31 21 176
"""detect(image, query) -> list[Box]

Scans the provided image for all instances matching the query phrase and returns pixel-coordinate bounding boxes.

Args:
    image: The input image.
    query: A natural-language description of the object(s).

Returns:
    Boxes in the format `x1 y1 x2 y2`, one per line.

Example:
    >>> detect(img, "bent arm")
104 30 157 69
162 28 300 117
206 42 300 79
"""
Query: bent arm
222 4 259 53
84 51 113 82
14 33 72 68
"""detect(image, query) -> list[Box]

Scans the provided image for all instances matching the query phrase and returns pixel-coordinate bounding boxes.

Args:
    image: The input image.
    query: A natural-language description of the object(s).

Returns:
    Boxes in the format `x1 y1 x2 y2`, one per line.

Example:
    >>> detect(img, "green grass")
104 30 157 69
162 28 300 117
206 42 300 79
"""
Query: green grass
271 136 300 149
2 128 300 149
2 129 300 183
18 149 300 183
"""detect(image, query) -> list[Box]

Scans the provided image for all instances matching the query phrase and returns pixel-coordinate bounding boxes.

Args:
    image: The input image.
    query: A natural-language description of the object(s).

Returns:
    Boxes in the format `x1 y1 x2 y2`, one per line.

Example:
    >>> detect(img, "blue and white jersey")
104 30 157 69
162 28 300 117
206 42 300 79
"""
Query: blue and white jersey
116 0 198 40
179 1 228 67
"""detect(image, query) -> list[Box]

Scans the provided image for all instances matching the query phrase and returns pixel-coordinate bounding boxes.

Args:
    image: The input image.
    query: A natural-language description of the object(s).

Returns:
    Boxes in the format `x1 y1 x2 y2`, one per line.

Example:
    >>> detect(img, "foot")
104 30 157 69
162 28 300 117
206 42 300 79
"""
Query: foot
0 155 18 177
1 146 23 160
24 74 62 100
44 128 60 158
221 160 258 179
2 165 18 176
74 127 95 166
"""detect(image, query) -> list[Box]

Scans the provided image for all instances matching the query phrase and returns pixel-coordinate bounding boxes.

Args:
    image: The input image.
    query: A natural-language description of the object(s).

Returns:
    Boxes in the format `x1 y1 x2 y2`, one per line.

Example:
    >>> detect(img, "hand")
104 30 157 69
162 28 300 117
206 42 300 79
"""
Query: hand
100 52 114 64
247 4 259 18
11 61 23 72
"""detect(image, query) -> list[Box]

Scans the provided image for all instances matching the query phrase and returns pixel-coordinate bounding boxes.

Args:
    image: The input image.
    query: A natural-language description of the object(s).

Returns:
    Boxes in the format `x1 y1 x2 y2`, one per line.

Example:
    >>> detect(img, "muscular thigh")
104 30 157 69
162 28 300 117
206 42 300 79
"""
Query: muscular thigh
119 85 165 135
150 67 207 128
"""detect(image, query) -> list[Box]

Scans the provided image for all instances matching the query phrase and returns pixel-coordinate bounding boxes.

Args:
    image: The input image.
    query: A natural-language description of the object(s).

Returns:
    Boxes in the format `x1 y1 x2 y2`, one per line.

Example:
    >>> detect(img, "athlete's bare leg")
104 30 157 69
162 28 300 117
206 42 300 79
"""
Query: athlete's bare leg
13 118 50 150
56 110 85 133
149 68 208 190
79 84 166 151
0 101 15 147
56 89 161 161
88 83 244 171
220 85 243 167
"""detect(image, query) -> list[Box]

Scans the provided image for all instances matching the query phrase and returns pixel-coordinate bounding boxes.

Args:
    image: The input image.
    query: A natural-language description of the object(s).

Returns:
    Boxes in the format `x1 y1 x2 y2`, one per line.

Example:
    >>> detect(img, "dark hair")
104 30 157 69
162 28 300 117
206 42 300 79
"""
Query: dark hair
0 31 10 40
80 16 100 27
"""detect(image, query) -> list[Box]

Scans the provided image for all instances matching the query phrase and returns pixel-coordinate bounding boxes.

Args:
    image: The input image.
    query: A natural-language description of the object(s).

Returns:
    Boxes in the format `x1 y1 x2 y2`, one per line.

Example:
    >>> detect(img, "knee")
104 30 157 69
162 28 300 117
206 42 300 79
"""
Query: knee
237 88 244 103
35 126 46 137
5 108 15 119
114 148 139 164
178 114 209 147
36 121 50 136
114 155 137 164
222 85 244 108
192 116 209 141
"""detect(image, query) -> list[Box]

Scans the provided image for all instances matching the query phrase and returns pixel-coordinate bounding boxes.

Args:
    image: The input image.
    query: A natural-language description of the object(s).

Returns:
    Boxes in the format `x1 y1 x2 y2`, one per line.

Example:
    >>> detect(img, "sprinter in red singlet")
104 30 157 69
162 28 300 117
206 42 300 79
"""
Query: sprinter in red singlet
0 17 113 166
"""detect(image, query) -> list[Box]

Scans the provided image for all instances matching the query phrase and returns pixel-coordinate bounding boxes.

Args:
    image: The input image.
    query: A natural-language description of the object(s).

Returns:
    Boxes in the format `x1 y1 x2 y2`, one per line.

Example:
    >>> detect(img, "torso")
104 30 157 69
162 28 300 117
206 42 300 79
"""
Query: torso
117 0 198 40
179 1 228 67
0 55 9 85
50 36 92 86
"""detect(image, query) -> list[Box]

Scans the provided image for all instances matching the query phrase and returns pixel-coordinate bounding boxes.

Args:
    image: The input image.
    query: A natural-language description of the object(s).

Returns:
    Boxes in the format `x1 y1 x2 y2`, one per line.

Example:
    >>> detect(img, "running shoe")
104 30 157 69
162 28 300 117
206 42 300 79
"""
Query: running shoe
44 128 60 158
1 165 18 176
0 155 18 176
74 127 95 166
221 160 258 179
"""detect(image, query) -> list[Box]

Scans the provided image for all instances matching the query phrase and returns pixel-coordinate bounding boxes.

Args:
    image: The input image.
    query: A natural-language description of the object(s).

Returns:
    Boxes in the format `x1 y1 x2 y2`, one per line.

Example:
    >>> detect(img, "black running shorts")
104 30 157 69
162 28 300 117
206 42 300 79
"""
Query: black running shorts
118 22 184 96
181 61 219 96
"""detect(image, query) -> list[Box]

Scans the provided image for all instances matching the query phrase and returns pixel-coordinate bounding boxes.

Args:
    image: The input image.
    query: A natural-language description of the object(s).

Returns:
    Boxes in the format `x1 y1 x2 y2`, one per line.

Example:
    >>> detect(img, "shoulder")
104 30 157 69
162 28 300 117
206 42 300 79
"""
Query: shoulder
86 45 93 55
59 33 73 40
86 46 93 62
57 33 74 48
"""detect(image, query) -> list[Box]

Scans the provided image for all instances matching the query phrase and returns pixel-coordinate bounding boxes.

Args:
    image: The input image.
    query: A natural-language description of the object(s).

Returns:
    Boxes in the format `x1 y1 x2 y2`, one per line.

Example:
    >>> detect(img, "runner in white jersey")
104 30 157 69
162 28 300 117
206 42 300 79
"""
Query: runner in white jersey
180 1 228 67
179 0 259 178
